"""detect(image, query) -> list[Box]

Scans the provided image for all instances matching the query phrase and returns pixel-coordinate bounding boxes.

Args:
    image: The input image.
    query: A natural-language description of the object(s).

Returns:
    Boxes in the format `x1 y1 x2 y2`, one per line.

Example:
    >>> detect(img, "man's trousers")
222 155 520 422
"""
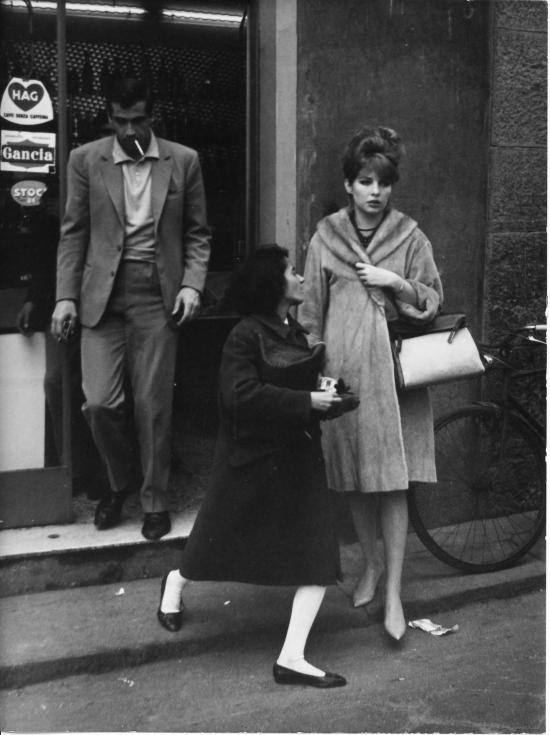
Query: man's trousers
81 260 178 513
44 332 105 494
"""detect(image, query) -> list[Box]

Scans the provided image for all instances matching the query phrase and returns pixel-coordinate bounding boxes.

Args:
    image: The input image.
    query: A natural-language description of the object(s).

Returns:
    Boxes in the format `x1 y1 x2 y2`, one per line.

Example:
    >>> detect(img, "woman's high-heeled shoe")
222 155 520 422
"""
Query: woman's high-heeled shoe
157 573 184 632
383 599 407 644
352 568 383 608
383 624 406 647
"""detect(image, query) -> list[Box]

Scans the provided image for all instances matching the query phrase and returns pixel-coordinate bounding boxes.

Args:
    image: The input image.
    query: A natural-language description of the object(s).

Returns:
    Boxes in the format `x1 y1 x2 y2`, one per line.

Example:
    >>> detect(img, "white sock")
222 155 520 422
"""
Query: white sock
277 655 325 677
277 586 327 677
160 570 186 613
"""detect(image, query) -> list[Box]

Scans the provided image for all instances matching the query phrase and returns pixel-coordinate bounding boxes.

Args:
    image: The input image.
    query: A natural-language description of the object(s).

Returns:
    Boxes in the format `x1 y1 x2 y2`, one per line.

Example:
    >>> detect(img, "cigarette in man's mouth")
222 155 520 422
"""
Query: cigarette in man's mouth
134 139 145 157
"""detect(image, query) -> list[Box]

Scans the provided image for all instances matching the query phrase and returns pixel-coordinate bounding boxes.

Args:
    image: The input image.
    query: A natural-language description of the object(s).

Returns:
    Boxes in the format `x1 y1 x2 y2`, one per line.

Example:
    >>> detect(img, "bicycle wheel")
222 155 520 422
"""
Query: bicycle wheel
408 404 546 573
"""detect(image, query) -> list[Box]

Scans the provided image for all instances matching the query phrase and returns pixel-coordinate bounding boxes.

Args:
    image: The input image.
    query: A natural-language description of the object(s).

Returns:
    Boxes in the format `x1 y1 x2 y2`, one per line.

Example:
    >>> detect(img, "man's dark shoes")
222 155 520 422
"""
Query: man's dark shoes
142 511 171 541
272 663 347 688
94 491 126 530
157 573 183 632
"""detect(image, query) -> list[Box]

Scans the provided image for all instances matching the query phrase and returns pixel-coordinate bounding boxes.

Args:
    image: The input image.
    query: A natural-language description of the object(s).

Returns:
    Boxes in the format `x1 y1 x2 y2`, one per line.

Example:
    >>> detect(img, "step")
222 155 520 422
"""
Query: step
0 538 545 690
0 500 198 597
0 483 355 597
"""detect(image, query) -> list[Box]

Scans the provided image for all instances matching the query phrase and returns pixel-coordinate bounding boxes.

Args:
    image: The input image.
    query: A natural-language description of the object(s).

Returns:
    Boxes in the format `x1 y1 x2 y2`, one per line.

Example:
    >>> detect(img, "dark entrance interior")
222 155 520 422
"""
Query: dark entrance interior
0 1 249 527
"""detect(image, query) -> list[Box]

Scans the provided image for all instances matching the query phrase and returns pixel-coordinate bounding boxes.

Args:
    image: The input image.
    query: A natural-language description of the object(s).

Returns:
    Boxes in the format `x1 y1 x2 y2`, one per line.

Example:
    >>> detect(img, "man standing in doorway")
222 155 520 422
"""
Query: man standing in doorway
51 77 210 540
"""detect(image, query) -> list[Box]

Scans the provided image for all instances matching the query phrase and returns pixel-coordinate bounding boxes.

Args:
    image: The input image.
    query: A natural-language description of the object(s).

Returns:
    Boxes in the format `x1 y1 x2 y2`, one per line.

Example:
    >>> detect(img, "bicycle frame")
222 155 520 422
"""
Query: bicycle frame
476 330 546 441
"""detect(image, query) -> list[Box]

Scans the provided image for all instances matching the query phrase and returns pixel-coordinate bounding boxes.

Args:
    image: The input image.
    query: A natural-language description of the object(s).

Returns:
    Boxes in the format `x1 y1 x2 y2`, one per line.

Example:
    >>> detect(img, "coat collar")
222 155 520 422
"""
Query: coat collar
249 312 309 340
315 206 419 316
317 207 418 267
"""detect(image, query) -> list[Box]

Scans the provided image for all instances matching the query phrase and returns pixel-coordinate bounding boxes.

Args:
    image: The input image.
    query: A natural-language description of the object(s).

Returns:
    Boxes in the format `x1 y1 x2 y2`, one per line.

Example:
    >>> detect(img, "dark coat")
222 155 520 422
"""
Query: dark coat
180 313 341 586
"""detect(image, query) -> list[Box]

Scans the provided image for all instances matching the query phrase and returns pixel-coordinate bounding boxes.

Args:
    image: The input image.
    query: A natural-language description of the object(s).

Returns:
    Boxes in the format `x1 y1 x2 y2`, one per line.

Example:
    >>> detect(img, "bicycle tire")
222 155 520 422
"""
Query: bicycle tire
408 403 546 573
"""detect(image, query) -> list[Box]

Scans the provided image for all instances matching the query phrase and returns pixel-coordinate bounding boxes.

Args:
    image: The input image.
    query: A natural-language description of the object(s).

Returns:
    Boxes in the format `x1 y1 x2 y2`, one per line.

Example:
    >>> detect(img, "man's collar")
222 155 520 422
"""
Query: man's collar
112 132 159 164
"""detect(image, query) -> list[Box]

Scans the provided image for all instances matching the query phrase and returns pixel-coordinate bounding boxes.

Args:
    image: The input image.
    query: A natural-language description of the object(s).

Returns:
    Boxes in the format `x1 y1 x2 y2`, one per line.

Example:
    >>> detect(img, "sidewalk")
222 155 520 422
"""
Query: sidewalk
0 513 544 689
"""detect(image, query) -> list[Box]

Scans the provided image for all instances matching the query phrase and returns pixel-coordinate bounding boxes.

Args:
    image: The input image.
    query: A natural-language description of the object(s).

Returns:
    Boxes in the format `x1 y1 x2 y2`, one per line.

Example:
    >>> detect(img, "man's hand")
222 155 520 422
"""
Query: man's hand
172 287 201 327
16 302 35 336
51 300 78 341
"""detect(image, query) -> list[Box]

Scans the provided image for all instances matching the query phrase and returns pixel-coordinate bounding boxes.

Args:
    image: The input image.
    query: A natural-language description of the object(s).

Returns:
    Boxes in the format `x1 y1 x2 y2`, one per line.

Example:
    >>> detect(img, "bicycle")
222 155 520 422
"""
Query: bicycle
408 324 546 573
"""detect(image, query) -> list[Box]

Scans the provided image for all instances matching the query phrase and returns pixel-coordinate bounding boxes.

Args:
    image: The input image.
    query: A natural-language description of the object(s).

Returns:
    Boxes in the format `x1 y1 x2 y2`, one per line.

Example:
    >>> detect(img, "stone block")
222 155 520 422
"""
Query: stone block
491 29 547 146
495 0 548 32
488 147 546 232
485 231 546 335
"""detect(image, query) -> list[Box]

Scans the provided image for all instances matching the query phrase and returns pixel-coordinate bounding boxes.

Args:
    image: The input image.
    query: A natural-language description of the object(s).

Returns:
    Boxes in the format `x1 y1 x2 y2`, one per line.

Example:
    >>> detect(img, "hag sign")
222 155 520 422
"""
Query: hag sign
1 130 56 173
10 180 48 207
0 77 54 125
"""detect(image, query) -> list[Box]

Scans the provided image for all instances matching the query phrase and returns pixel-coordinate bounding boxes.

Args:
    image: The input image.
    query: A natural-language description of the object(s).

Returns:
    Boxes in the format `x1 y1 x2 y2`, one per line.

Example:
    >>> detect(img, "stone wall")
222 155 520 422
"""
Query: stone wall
296 0 490 338
484 1 547 336
296 0 491 413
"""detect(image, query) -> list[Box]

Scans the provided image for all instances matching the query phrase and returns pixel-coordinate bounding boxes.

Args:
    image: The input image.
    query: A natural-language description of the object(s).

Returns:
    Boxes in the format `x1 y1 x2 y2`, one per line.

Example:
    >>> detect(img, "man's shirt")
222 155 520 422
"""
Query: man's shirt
112 133 159 263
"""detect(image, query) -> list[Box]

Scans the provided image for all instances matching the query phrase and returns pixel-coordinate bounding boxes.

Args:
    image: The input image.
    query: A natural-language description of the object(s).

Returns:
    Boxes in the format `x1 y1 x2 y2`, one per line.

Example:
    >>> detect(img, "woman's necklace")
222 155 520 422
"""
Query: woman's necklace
354 221 378 246
351 209 384 247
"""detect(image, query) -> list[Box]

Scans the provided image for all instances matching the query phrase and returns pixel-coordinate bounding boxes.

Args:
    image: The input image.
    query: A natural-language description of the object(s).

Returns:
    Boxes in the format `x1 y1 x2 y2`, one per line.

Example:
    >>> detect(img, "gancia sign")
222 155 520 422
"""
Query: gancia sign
0 130 56 173
0 77 54 125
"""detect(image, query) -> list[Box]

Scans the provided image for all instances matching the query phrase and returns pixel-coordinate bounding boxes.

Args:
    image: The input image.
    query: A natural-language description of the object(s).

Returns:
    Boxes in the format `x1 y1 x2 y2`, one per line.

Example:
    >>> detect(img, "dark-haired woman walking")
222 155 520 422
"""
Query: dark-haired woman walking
300 127 443 642
156 245 357 688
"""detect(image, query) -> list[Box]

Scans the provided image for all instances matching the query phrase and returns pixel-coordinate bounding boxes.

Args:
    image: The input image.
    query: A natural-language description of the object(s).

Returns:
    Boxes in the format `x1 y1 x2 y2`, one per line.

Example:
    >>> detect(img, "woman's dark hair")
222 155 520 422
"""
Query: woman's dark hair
224 245 289 315
106 77 153 116
342 125 404 185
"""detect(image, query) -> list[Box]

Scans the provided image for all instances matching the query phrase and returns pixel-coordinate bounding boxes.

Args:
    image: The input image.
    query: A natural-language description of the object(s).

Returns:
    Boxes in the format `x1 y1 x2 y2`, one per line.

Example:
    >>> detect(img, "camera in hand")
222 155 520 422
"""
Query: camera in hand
318 375 359 419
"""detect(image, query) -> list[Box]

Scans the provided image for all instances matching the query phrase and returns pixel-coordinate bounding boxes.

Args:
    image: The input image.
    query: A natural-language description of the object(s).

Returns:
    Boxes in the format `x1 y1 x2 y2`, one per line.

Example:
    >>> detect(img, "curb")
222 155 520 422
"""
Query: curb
0 560 544 690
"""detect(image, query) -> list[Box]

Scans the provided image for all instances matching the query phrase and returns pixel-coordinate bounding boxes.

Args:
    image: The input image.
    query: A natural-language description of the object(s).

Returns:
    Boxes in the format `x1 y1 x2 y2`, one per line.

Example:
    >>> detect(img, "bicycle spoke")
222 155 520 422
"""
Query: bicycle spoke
409 405 545 572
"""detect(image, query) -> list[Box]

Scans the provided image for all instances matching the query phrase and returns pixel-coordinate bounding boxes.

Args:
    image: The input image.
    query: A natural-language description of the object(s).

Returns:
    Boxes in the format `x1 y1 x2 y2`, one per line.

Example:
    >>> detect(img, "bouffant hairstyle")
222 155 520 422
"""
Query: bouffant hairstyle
342 126 404 185
224 245 289 315
106 77 153 116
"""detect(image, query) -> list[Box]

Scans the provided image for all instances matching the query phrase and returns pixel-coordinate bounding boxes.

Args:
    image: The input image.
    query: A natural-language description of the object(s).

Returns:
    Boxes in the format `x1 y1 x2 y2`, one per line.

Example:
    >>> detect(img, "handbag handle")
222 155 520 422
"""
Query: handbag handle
447 314 466 344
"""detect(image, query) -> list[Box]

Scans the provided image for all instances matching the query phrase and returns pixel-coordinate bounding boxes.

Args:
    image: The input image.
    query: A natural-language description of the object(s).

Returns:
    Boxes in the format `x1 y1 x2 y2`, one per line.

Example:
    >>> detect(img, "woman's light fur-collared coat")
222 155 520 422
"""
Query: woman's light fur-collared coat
299 207 443 494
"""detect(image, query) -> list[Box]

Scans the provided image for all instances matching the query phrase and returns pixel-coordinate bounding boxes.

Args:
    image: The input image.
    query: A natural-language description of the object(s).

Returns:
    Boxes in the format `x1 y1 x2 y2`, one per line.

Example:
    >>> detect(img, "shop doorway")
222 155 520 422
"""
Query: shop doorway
0 0 251 528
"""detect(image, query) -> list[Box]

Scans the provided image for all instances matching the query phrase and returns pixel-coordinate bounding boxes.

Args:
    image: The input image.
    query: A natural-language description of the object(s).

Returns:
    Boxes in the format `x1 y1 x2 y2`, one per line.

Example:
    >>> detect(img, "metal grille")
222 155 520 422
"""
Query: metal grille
1 37 246 137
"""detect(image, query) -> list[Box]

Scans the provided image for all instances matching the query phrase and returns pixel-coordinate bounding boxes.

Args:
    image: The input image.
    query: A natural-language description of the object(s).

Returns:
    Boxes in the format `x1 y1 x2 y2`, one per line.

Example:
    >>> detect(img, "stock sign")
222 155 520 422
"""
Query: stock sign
10 180 48 207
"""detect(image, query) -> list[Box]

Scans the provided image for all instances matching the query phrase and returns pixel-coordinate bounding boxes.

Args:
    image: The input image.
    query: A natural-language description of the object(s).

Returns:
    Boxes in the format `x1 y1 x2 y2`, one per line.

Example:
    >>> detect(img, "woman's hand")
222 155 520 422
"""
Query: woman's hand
310 391 343 413
355 262 402 290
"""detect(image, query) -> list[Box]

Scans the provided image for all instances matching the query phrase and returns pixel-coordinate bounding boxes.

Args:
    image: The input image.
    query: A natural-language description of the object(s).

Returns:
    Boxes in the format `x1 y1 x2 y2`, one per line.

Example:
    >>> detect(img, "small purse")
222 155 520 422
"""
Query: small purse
389 313 485 391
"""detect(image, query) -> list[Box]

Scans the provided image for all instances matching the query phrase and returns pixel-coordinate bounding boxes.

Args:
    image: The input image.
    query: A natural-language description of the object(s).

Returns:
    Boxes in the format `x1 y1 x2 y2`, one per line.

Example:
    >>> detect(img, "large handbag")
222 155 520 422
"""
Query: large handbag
389 313 485 391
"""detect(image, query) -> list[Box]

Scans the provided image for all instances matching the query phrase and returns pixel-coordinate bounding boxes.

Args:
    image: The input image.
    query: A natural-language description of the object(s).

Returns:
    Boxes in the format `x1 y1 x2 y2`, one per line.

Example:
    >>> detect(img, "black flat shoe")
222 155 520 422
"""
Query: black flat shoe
272 663 346 688
157 573 183 632
94 492 126 530
142 511 171 541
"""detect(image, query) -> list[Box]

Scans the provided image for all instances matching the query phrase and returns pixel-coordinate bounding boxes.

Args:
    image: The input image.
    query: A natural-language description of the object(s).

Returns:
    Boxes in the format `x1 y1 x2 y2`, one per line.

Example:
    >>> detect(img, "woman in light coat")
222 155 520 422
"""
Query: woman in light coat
299 126 443 641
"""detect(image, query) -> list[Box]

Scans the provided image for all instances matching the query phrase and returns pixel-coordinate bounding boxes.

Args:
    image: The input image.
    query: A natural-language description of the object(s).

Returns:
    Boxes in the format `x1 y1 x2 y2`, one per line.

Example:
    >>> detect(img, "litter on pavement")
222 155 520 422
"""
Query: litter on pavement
408 618 459 636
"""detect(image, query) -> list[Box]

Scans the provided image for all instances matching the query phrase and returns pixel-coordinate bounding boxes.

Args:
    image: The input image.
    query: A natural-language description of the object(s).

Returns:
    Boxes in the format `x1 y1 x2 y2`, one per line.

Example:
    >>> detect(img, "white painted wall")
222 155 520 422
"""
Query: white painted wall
0 333 46 471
